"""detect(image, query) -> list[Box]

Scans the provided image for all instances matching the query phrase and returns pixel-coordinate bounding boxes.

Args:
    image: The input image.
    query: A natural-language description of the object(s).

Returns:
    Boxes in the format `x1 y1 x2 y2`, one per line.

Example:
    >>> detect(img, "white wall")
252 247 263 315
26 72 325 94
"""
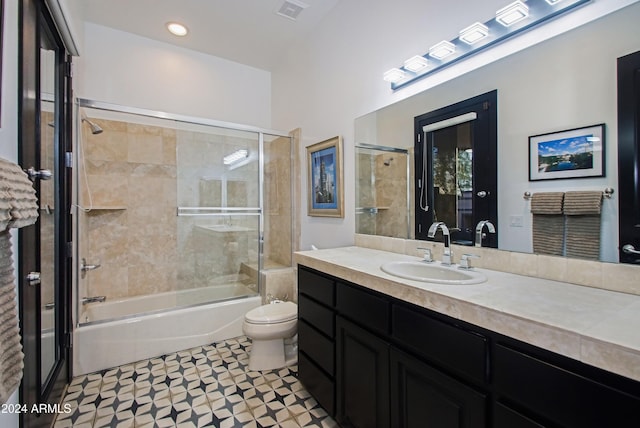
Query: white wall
271 0 639 252
0 0 23 424
77 23 272 128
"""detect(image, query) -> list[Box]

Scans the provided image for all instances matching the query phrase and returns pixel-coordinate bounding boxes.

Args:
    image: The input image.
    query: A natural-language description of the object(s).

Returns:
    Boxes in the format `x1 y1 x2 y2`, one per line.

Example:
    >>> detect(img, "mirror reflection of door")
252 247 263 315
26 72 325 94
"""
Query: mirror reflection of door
429 122 474 244
618 51 640 264
415 90 497 246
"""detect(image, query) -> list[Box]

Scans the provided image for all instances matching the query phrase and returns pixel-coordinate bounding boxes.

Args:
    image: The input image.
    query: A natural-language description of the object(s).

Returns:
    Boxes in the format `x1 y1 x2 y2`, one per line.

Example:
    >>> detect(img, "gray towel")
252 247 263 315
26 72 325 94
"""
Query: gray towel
0 231 24 404
564 191 603 260
530 192 565 256
0 158 39 230
0 157 39 404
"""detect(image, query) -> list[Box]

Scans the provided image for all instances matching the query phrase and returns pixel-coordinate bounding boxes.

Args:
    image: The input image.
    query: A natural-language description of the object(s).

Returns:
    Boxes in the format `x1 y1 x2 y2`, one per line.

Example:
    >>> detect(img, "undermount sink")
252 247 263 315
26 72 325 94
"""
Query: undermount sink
380 261 487 285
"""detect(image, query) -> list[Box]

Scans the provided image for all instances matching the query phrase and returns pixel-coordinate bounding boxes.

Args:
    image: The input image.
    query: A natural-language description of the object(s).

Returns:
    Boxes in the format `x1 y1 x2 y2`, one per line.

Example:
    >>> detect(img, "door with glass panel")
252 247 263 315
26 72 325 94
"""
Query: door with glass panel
618 51 640 264
414 91 497 246
19 0 72 426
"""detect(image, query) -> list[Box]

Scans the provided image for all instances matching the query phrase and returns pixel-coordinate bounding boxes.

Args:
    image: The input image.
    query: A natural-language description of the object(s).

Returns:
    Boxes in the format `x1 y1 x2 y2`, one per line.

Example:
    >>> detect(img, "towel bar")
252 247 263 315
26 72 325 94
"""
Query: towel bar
524 188 614 200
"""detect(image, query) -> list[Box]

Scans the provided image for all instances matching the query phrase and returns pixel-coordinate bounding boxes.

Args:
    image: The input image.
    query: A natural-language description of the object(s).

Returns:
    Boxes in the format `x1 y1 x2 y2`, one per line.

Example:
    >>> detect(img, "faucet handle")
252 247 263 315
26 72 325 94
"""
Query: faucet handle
416 247 433 262
459 254 480 270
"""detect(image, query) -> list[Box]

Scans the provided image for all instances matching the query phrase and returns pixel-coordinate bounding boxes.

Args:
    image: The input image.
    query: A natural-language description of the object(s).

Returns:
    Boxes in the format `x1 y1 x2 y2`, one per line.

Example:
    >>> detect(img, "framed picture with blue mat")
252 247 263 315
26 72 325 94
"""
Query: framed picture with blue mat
307 136 343 217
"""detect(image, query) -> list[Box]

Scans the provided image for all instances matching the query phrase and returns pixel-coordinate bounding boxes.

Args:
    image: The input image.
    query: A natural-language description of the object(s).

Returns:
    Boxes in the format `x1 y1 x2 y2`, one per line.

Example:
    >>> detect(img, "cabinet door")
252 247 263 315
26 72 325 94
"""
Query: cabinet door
390 348 486 428
493 402 547 428
336 316 390 428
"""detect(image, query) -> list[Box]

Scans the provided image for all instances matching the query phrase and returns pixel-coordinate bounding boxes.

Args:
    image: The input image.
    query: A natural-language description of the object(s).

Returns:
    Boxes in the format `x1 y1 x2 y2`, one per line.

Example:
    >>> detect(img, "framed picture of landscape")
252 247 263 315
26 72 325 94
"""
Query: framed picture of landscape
528 124 605 181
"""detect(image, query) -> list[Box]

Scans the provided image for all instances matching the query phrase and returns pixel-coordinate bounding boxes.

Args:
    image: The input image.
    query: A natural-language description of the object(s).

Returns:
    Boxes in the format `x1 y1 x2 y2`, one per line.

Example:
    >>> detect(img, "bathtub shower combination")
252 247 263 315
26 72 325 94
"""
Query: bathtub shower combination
72 99 294 375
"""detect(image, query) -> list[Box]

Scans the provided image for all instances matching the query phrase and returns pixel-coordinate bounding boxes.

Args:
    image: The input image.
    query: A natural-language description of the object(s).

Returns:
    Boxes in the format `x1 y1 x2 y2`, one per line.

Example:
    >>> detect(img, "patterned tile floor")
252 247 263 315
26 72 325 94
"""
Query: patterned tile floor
54 336 337 428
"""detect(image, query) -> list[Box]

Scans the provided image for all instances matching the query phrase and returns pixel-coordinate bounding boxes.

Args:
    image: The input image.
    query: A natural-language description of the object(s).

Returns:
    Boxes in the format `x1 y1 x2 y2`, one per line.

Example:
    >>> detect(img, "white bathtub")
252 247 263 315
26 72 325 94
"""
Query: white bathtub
73 285 261 375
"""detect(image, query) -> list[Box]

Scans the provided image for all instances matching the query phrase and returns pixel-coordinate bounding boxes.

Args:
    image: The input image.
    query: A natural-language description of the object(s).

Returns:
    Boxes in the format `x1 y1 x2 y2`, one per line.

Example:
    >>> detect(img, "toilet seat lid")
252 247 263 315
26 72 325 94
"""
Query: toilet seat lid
245 301 298 324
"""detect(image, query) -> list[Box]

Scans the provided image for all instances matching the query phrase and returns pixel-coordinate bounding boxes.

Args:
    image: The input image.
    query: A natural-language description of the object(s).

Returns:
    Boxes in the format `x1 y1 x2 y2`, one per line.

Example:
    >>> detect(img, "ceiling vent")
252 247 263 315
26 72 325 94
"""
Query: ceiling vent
276 0 309 21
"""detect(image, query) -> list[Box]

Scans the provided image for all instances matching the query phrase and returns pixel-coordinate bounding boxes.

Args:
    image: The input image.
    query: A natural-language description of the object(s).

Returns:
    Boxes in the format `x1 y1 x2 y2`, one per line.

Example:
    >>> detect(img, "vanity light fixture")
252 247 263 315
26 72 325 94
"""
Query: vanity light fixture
459 22 489 45
383 68 406 83
429 40 456 60
495 1 530 27
404 55 429 73
167 22 188 37
223 149 248 165
385 0 590 90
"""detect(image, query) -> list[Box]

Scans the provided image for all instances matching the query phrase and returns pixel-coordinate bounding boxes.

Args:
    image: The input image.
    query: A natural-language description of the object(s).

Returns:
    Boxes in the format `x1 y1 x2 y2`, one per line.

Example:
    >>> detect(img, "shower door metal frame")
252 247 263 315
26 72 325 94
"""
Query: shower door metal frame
74 98 292 325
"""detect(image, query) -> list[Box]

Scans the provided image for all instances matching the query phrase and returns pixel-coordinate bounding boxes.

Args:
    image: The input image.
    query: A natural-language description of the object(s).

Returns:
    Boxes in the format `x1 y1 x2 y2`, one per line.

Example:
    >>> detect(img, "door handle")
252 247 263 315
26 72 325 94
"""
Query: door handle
25 167 52 181
622 244 640 255
476 190 488 198
26 272 41 286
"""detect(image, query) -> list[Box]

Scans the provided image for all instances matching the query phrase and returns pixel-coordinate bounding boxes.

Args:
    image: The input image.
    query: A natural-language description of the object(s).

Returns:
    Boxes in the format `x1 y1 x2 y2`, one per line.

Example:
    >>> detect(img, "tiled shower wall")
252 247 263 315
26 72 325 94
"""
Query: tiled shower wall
79 119 179 300
78 117 293 303
356 151 413 239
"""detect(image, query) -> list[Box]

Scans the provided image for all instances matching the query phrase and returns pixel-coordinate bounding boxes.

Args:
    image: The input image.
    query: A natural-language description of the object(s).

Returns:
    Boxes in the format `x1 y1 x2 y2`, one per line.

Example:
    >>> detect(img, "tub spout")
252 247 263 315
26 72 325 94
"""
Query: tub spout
82 296 106 305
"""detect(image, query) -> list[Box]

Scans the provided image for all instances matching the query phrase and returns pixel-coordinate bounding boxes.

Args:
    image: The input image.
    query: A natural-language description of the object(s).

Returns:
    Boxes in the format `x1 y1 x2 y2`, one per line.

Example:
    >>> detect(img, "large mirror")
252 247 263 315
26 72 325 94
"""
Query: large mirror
355 3 640 263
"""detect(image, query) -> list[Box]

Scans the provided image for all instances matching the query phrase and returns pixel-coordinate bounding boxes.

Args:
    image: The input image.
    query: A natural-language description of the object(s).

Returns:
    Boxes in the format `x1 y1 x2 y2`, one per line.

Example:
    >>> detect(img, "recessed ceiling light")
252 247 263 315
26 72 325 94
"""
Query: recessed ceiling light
383 68 406 83
496 1 529 27
429 41 456 60
167 22 188 37
459 22 489 45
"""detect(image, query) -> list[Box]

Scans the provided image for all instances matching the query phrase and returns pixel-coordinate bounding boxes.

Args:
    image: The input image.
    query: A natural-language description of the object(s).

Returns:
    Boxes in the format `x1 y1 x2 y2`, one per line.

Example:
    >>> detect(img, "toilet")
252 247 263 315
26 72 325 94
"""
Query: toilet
243 301 298 371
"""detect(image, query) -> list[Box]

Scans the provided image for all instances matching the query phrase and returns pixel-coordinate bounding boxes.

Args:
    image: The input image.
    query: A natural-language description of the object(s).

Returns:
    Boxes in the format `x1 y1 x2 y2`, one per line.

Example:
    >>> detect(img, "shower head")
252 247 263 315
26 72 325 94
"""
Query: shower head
81 115 103 135
383 157 394 166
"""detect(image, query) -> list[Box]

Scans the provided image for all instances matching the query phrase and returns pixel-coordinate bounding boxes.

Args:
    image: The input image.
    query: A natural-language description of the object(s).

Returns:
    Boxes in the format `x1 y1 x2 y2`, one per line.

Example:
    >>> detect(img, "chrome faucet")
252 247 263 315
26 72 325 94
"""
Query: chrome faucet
427 222 452 265
81 296 106 305
475 220 496 248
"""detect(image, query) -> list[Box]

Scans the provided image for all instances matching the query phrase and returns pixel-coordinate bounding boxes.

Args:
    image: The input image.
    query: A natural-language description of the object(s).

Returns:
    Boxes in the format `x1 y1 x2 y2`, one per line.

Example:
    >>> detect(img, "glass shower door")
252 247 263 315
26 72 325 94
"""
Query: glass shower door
176 125 262 304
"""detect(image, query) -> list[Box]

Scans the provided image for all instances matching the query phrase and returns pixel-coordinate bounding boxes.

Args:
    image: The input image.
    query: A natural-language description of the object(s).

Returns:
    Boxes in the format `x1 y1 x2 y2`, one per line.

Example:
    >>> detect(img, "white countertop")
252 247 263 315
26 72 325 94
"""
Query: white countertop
295 246 640 382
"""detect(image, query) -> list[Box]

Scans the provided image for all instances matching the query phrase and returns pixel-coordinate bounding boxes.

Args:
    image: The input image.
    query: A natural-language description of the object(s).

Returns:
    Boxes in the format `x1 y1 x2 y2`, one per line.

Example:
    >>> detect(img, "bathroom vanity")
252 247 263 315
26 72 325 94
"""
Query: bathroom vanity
295 247 640 428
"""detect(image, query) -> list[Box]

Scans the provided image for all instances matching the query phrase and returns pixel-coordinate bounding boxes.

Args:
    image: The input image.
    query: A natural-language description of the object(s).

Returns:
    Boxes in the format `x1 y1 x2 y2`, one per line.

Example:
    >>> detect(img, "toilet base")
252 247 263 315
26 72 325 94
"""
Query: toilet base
248 337 298 371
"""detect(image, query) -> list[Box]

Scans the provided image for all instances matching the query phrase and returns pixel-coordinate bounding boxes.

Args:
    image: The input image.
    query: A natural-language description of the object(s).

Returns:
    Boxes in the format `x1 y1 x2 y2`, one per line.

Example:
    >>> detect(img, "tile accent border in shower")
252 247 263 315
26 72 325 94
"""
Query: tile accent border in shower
54 336 337 427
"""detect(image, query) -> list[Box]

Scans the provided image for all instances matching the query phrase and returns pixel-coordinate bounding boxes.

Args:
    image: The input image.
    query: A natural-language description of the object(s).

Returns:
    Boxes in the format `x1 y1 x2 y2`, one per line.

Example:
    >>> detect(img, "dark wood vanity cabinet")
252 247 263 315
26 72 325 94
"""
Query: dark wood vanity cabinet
297 266 336 415
299 266 486 428
336 316 390 428
297 265 640 428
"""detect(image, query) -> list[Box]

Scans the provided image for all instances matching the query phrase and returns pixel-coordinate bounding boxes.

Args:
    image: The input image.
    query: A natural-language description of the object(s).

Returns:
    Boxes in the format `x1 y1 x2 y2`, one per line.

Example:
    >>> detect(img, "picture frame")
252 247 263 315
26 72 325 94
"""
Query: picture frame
307 136 344 217
528 124 605 181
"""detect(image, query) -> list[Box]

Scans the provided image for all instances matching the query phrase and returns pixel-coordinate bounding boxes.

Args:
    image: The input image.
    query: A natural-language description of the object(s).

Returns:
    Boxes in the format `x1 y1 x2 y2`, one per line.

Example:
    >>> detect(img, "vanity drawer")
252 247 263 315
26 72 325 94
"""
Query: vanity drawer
494 343 640 428
336 282 390 336
298 319 335 376
299 294 334 338
298 352 335 416
391 304 487 383
298 266 335 307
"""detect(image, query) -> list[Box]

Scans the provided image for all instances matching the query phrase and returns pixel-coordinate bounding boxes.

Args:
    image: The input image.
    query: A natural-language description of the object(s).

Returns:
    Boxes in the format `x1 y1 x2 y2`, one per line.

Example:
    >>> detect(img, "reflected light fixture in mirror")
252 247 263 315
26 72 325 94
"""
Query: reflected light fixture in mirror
167 22 188 37
383 0 590 90
223 149 249 165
